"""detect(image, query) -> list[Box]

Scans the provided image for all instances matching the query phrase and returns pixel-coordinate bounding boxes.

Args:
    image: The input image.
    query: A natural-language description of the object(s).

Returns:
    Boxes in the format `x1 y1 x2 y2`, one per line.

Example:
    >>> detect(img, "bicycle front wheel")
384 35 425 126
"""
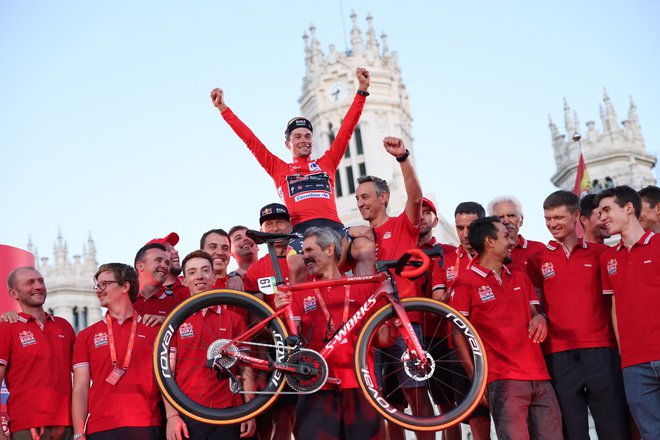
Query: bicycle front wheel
154 289 289 425
355 298 487 432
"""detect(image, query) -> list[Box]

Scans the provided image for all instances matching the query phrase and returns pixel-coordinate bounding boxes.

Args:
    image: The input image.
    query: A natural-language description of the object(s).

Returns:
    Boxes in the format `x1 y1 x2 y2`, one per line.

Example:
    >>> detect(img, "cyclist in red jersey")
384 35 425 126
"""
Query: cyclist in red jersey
210 67 370 234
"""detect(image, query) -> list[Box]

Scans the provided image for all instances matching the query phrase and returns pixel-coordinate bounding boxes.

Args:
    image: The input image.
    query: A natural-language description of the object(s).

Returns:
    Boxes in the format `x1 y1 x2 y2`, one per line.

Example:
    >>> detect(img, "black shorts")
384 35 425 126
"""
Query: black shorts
181 414 241 440
87 426 162 440
292 218 344 236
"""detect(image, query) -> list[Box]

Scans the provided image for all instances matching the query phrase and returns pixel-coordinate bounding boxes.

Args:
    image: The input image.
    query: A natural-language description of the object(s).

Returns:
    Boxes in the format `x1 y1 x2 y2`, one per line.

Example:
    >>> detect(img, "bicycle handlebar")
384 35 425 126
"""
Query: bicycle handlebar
399 249 430 278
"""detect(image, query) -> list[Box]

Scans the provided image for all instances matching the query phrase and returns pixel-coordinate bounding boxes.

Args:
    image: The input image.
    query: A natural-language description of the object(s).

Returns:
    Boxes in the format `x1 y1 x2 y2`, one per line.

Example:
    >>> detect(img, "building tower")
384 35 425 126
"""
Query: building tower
299 12 456 243
28 230 103 332
550 89 657 191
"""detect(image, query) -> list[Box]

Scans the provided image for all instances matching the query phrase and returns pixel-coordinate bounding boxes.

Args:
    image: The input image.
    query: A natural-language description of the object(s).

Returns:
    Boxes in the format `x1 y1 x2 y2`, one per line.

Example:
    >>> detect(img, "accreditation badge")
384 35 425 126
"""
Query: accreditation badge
105 366 126 385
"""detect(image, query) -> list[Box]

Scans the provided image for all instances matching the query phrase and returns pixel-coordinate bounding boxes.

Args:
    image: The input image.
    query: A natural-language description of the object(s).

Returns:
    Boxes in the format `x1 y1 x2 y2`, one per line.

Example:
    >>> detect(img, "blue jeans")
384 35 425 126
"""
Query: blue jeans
622 360 660 439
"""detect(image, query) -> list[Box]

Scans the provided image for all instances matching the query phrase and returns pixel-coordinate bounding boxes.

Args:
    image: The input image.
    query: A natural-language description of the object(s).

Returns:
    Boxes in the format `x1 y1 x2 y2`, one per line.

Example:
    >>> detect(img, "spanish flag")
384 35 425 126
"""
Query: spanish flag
573 153 592 197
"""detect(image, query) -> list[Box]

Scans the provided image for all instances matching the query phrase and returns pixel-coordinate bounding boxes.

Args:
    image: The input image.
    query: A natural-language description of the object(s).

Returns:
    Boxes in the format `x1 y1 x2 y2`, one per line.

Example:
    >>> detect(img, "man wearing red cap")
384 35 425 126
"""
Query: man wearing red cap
145 232 189 300
210 67 370 234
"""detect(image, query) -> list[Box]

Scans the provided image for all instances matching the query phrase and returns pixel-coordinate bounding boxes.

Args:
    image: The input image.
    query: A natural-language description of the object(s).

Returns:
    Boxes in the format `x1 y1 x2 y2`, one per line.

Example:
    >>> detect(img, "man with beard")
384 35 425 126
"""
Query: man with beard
528 191 629 440
597 186 660 438
228 225 260 278
0 267 75 440
200 229 242 290
164 251 255 440
274 227 381 440
145 232 189 299
638 185 660 233
579 194 611 244
451 217 561 440
488 195 545 270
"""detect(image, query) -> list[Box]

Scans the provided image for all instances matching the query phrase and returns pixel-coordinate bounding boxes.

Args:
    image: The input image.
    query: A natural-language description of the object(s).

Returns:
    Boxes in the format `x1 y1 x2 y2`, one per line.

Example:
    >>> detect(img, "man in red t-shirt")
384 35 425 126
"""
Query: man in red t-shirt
638 185 660 233
275 227 380 440
200 228 243 290
145 232 189 300
488 195 545 270
165 251 255 440
210 67 370 234
72 263 163 439
0 267 75 440
451 217 562 439
527 190 629 439
579 194 612 244
597 185 660 438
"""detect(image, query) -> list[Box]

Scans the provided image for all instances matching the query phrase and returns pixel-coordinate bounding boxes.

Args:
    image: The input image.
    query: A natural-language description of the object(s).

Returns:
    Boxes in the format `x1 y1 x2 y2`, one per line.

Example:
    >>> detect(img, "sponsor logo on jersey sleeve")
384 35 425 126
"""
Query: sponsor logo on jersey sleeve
94 332 109 348
303 296 317 313
541 262 555 279
179 322 195 338
19 331 37 347
607 258 618 276
478 285 495 302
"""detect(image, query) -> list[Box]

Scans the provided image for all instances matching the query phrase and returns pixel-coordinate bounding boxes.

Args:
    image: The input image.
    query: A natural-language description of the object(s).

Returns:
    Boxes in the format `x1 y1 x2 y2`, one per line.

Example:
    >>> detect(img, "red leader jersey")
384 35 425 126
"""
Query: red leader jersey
245 254 290 310
450 263 549 384
374 213 420 299
72 313 162 434
221 94 366 226
133 286 187 317
510 234 546 271
527 239 615 355
431 245 475 294
171 306 247 407
600 230 660 368
291 283 377 389
0 313 75 432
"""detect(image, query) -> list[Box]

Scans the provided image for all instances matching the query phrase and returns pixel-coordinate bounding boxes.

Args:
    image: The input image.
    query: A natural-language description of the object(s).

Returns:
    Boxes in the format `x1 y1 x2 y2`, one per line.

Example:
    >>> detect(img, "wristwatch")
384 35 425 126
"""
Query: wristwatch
396 149 411 163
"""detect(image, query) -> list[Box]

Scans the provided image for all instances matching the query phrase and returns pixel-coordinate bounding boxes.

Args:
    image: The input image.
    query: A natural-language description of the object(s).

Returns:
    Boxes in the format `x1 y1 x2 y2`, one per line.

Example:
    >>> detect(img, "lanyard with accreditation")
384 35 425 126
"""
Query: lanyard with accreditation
105 311 139 385
313 286 351 343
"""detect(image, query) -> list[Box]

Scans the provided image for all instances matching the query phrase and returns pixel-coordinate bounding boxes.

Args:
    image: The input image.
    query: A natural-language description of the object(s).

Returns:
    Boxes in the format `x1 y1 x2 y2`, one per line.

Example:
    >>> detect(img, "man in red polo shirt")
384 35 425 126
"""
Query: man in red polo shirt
488 195 545 270
210 67 370 234
638 185 660 233
200 228 243 290
72 263 162 439
528 190 629 439
228 225 259 278
165 250 255 440
133 243 185 326
145 232 189 299
275 227 381 440
579 194 611 244
0 266 75 440
451 216 562 439
597 185 660 439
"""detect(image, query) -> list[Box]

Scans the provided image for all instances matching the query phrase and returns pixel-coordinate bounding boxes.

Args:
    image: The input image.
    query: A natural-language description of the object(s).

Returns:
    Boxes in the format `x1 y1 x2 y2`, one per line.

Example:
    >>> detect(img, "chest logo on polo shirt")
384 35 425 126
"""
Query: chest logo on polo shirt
19 330 37 347
446 266 456 281
478 285 495 302
309 162 321 172
94 332 108 348
607 259 618 276
179 322 195 338
541 262 555 279
303 296 317 313
383 231 392 239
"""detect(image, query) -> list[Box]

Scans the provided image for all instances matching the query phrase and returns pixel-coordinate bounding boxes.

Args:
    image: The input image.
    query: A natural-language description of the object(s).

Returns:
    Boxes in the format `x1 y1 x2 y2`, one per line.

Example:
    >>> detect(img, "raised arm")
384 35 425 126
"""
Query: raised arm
210 88 285 178
383 137 423 226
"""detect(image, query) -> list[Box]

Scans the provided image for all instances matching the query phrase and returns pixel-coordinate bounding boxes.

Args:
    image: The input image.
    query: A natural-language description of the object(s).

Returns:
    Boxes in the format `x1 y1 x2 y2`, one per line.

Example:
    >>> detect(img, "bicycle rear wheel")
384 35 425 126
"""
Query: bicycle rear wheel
355 298 487 432
154 289 289 424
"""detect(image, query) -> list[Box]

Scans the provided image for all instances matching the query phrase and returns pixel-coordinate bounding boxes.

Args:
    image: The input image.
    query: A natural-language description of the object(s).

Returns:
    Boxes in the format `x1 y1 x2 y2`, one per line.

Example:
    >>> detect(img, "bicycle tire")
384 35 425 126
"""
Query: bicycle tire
153 289 289 424
355 298 487 432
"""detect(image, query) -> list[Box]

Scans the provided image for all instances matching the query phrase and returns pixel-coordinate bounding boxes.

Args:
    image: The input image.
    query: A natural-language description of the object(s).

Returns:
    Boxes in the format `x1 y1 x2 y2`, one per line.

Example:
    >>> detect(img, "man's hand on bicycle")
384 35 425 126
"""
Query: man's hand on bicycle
274 291 292 309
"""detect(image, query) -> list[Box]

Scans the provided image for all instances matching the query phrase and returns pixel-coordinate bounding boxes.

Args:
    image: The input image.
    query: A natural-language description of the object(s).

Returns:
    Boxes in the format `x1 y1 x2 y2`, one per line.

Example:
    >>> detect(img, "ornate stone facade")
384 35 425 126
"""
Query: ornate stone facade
550 89 657 191
27 230 102 332
299 12 457 244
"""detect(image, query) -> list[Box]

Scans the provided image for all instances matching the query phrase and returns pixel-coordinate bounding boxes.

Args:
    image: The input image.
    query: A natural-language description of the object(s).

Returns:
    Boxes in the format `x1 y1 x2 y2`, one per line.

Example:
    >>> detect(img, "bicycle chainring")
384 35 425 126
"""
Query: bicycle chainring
284 349 328 393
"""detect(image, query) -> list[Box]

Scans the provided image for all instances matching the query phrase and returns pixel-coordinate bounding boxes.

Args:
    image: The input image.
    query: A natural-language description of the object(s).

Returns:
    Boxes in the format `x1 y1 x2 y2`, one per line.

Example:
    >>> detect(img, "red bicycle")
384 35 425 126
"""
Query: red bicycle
154 230 487 432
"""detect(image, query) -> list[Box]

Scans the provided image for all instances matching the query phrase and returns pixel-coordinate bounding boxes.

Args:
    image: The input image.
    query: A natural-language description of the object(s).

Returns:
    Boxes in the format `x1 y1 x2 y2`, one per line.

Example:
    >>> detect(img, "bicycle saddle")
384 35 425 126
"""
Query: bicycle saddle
246 229 299 245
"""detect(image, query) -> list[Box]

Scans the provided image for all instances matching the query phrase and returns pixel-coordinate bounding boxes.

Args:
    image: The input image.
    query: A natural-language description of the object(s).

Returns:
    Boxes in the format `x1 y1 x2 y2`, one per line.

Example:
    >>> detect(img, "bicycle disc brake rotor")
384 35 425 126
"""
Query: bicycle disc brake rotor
401 349 435 381
207 338 239 369
285 349 329 393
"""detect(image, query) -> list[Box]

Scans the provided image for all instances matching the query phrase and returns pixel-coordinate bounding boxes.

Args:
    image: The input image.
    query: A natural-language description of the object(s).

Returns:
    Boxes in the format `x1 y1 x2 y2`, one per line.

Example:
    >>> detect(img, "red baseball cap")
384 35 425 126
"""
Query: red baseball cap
422 197 437 215
145 232 180 247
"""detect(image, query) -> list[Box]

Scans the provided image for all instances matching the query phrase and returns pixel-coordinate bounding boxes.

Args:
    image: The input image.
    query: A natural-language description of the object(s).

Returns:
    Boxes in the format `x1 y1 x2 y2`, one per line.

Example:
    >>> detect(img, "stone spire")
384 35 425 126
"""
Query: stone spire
53 228 69 273
599 104 608 133
573 110 581 135
27 235 33 253
548 114 560 142
381 31 389 58
365 13 379 61
603 88 619 133
563 98 574 134
350 10 363 57
85 231 98 272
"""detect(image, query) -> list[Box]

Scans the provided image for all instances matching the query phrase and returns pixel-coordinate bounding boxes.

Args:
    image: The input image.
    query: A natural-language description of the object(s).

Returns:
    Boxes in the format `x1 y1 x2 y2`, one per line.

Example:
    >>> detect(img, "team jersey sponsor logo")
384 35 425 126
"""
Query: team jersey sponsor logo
478 285 495 302
286 172 331 201
294 192 330 202
383 231 392 239
19 330 36 347
94 332 108 348
179 322 195 338
446 266 456 281
541 262 555 279
308 162 321 172
303 296 317 313
607 258 618 276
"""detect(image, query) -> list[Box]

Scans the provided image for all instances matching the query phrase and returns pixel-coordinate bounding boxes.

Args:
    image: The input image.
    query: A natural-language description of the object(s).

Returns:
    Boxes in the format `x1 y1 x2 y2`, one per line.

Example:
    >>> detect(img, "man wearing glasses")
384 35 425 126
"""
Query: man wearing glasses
72 263 163 440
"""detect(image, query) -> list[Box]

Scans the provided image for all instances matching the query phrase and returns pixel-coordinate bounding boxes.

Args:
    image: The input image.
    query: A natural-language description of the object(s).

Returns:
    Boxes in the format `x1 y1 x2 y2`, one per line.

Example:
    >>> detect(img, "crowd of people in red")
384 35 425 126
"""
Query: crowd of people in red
1 66 659 440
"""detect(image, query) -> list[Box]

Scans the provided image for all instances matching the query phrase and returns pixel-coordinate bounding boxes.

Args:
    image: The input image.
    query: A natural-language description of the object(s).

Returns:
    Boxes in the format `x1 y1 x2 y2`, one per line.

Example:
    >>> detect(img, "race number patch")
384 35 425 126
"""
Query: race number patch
19 331 36 347
607 259 618 276
541 262 556 279
303 296 317 313
478 285 495 302
94 332 109 348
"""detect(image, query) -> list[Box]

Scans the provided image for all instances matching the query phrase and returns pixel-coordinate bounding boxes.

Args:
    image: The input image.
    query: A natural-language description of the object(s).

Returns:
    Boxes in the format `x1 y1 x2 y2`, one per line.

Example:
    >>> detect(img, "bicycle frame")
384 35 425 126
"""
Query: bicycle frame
222 271 429 380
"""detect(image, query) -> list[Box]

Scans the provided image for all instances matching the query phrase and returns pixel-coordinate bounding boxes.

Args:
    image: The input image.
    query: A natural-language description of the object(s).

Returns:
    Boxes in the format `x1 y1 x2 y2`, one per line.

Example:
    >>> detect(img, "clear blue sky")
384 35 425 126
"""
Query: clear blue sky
2 1 658 267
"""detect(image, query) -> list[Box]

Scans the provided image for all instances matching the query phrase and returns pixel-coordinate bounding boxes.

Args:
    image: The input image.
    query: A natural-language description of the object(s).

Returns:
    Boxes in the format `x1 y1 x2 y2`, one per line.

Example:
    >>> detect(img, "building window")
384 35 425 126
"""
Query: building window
358 162 367 177
328 123 335 145
82 307 88 329
335 170 343 197
347 166 356 194
73 306 80 333
355 124 364 155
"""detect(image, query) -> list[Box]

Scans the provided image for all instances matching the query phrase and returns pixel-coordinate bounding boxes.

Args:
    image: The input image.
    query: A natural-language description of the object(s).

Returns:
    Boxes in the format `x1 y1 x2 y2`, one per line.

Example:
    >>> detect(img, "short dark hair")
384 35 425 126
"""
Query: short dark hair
228 225 248 239
95 263 140 303
596 185 642 218
579 193 599 218
357 175 390 206
468 216 501 255
639 185 660 206
134 243 167 269
7 266 37 290
543 190 580 212
455 202 485 219
200 229 229 249
181 250 214 275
